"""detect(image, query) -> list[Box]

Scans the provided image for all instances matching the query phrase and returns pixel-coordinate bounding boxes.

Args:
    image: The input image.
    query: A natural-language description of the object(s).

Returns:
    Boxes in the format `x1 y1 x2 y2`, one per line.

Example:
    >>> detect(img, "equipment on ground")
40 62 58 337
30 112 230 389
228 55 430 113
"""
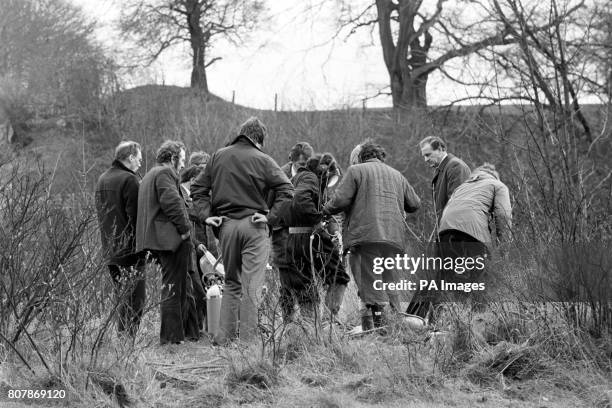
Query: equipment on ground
206 284 222 336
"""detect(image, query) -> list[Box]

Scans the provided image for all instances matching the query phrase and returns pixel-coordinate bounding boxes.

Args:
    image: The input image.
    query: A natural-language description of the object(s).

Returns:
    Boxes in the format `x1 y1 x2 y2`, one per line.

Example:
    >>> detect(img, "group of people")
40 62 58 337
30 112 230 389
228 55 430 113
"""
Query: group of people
95 116 512 346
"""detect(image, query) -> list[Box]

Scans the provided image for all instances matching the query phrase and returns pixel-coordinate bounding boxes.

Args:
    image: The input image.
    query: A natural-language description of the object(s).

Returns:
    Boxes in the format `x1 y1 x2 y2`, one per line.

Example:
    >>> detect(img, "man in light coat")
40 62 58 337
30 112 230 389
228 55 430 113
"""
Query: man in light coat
323 140 421 331
437 163 512 304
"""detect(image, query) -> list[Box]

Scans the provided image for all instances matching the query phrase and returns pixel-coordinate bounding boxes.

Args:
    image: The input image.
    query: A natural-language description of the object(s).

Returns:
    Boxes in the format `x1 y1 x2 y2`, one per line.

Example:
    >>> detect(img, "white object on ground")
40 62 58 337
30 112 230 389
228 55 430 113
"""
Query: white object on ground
206 284 222 336
401 313 427 330
200 249 225 276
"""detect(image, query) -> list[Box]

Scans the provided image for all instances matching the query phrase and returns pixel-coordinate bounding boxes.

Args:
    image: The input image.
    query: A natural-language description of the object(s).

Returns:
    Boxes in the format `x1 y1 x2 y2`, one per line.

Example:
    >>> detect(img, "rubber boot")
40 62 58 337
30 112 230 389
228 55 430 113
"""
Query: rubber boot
325 284 347 315
361 314 374 331
371 304 386 328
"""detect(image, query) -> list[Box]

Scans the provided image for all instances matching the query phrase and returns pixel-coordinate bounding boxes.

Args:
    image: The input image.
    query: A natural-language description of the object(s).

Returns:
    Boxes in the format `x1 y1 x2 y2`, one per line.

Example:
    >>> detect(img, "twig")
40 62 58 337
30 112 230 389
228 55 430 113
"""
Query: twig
0 331 35 373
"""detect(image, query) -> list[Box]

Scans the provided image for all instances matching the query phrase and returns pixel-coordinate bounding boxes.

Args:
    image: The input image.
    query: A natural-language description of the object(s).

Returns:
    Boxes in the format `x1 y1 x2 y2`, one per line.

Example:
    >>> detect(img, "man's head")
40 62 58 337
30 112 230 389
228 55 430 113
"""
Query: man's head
181 165 201 184
359 140 386 163
115 141 142 172
289 141 314 171
239 116 267 147
419 136 447 168
475 162 500 180
189 151 210 168
156 140 186 172
307 152 338 176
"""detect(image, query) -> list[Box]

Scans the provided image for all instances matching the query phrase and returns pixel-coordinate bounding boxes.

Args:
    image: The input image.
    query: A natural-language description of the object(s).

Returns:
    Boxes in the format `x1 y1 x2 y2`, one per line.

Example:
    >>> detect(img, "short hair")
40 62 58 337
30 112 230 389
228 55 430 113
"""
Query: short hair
239 116 267 145
114 141 141 162
289 142 314 162
156 140 185 164
307 152 339 174
359 140 386 162
419 136 447 151
475 162 500 179
181 164 202 183
189 151 210 167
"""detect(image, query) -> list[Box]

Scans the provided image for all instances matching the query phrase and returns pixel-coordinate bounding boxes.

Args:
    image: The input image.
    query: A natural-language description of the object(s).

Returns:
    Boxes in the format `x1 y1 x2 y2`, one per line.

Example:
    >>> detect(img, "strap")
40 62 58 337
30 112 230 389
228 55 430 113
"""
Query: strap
289 226 314 234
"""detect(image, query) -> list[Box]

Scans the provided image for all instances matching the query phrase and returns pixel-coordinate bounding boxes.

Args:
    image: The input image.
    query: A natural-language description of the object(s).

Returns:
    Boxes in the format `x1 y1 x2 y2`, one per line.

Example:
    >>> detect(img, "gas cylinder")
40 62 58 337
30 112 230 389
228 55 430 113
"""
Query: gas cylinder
206 284 222 336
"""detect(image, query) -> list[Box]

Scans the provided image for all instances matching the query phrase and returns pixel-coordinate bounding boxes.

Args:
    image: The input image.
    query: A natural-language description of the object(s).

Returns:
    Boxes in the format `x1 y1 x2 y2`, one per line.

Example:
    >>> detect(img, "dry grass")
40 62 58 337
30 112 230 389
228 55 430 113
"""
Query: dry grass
2 85 611 407
1 294 610 407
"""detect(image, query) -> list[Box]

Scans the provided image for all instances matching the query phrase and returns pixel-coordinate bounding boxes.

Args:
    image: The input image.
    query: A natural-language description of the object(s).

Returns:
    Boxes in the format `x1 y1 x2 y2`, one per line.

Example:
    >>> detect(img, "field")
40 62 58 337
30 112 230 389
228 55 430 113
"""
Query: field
0 85 610 407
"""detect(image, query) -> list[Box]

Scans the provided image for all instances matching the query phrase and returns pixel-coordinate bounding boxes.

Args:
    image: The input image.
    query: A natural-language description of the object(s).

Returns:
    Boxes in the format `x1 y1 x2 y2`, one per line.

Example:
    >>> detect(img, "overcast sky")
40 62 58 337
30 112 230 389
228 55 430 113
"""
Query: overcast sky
71 0 484 110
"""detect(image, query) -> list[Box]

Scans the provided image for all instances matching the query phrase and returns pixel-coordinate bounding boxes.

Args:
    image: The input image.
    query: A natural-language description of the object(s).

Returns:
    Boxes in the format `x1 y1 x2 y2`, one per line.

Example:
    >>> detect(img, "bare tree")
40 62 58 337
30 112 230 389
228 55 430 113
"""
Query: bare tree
335 0 584 109
0 0 110 117
586 2 612 100
119 0 266 92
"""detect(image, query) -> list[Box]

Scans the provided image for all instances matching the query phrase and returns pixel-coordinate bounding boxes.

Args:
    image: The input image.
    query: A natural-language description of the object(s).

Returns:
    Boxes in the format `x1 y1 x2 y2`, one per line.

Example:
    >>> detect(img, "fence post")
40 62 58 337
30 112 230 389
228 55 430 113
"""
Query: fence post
274 93 278 112
362 99 366 117
232 90 235 104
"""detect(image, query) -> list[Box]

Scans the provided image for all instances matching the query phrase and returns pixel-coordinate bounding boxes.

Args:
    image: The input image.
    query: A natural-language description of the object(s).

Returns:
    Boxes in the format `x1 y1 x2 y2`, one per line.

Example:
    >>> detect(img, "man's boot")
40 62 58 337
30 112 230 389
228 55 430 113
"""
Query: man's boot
371 304 386 329
325 284 347 315
361 306 374 331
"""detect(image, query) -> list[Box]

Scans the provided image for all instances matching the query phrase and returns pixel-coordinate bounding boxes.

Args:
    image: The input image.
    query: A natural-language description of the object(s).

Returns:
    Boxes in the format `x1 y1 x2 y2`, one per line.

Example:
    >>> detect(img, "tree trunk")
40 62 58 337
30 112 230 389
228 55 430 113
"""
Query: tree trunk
186 0 208 92
399 72 429 108
376 0 431 110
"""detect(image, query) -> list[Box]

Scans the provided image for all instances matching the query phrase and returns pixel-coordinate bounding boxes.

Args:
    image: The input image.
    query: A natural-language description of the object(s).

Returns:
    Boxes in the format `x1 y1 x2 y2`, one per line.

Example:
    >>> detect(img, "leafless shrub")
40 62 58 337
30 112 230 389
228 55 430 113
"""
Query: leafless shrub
0 157 160 405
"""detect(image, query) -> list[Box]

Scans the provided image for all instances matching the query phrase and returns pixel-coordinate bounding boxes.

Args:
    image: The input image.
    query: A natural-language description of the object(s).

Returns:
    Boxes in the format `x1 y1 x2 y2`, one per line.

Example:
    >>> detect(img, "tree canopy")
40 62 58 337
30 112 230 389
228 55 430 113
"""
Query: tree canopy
119 0 266 93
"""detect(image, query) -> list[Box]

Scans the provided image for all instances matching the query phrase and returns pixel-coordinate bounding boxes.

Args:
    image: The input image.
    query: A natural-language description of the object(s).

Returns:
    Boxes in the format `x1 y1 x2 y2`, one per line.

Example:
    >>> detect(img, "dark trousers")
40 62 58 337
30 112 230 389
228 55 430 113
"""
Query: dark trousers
156 239 191 344
281 231 349 318
405 229 488 320
108 262 146 337
349 243 401 309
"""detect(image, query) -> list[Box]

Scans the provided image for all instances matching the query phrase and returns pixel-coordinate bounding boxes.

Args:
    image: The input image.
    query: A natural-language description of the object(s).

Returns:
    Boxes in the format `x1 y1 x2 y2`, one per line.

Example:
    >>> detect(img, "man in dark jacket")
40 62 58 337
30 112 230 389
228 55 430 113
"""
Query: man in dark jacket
191 117 293 345
95 141 145 337
285 153 350 321
270 142 314 320
405 136 471 321
136 140 193 345
419 136 471 226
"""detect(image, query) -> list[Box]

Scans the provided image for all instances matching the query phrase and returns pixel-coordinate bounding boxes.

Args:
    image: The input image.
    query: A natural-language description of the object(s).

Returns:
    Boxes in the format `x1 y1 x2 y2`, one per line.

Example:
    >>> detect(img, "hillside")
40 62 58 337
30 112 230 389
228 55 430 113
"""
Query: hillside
1 84 610 407
6 85 539 200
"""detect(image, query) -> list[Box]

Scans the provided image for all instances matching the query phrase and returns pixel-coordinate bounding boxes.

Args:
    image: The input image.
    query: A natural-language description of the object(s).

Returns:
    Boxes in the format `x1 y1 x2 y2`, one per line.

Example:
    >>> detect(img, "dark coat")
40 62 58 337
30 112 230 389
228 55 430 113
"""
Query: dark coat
95 160 141 266
432 154 471 223
136 165 190 252
191 136 293 226
287 168 322 227
323 159 421 251
271 162 294 228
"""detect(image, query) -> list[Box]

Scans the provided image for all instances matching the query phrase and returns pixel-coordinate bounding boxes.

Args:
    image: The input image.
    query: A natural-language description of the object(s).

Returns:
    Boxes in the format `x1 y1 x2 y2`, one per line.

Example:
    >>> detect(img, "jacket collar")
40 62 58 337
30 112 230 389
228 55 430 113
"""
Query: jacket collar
433 153 455 181
112 160 136 175
229 135 262 151
467 170 496 182
364 158 381 163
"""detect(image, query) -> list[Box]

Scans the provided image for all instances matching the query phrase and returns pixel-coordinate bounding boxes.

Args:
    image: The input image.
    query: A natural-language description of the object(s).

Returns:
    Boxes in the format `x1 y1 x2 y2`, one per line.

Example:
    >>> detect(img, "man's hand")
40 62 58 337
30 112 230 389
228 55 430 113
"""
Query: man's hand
206 216 223 227
251 213 268 224
180 231 190 240
197 243 207 253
